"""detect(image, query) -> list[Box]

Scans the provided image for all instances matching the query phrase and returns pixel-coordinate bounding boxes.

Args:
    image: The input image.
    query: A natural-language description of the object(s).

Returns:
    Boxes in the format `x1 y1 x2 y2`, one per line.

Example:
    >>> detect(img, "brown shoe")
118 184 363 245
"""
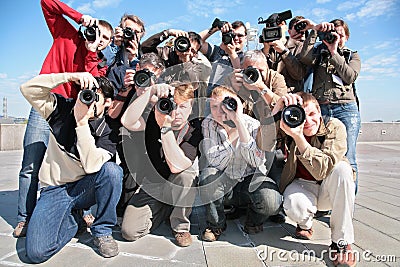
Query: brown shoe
295 225 313 240
173 231 192 247
244 223 263 234
13 221 28 238
330 242 357 267
202 227 224 242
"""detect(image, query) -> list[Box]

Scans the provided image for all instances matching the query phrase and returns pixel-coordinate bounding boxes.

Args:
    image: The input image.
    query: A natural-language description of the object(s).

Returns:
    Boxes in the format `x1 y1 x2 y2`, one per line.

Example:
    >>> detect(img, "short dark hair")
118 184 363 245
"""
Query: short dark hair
98 20 113 35
95 76 115 99
232 20 247 31
140 52 165 72
330 19 350 38
289 16 305 30
188 31 202 47
120 14 145 34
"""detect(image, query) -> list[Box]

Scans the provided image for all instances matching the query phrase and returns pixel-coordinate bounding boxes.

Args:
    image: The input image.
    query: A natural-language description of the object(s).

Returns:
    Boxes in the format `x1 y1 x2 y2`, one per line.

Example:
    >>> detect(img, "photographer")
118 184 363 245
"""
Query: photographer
14 0 113 238
199 86 282 241
120 82 202 247
106 52 165 216
199 19 247 94
298 18 361 193
20 72 122 262
268 92 356 267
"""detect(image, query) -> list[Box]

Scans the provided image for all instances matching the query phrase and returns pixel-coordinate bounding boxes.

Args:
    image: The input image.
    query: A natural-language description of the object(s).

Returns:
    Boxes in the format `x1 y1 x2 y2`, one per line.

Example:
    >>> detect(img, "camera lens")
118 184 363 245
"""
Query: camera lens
123 27 136 41
222 96 237 111
282 105 306 128
134 70 152 88
174 36 191 52
242 67 260 84
294 21 307 32
84 26 97 42
222 32 233 45
79 89 98 105
157 97 175 114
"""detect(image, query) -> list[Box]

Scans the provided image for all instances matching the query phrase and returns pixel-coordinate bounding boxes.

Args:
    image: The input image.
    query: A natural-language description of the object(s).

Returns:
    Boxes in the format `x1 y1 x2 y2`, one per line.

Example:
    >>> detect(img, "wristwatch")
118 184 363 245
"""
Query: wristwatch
160 126 172 134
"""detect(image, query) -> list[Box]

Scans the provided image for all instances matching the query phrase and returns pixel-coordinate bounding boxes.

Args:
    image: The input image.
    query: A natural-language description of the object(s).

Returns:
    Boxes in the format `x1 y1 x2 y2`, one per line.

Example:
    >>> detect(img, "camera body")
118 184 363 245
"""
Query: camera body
123 27 137 42
174 36 191 52
317 31 337 44
294 21 307 33
282 104 306 128
242 66 260 84
222 31 235 45
79 88 99 105
157 95 176 114
84 24 99 42
258 10 292 43
134 69 155 88
211 18 227 30
222 96 238 112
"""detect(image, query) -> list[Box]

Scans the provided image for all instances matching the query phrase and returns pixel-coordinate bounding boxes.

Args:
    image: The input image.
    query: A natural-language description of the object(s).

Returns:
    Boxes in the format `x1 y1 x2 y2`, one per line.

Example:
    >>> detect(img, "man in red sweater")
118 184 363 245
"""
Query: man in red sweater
14 0 113 238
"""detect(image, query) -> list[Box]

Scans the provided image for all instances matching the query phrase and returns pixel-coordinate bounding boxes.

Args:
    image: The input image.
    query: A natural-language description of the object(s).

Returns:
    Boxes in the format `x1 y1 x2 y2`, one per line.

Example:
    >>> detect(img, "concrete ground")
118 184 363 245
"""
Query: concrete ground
0 142 399 266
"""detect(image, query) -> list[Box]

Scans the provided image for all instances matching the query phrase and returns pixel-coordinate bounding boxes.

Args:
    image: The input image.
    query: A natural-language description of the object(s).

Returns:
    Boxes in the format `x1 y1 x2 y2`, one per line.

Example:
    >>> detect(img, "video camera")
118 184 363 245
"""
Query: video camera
79 87 99 105
133 69 155 88
157 94 176 114
258 10 292 43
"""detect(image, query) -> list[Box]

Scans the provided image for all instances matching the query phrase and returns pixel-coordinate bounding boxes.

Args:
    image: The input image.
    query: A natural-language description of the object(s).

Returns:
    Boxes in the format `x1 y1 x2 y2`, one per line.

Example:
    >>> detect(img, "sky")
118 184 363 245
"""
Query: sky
0 0 400 122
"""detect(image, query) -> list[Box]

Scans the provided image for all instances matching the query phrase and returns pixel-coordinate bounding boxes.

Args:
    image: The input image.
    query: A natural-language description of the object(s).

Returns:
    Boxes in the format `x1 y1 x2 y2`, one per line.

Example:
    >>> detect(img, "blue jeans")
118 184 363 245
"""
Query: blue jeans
199 168 282 229
17 108 50 223
320 102 361 193
25 162 122 263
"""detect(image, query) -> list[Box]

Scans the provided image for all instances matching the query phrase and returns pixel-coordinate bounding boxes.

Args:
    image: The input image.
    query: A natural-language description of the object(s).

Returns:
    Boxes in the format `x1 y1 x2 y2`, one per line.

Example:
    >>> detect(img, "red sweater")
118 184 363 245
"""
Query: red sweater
40 0 107 99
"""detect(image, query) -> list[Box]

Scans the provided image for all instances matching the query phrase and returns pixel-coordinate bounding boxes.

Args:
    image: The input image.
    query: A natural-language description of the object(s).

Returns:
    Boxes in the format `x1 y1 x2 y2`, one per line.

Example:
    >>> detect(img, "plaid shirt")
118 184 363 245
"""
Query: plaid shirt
201 114 265 181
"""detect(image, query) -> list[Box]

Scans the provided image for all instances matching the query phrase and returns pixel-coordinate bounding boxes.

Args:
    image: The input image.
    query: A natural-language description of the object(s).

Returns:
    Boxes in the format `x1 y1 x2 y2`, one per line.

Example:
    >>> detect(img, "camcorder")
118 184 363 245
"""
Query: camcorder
84 24 99 42
258 10 292 43
157 94 176 114
174 36 191 52
222 96 238 112
79 87 99 105
133 69 155 88
281 104 305 128
317 30 337 44
242 66 260 84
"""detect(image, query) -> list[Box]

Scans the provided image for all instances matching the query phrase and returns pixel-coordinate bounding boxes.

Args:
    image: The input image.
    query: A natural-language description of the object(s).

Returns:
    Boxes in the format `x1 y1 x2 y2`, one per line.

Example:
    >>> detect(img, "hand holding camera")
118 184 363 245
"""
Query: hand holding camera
272 94 305 130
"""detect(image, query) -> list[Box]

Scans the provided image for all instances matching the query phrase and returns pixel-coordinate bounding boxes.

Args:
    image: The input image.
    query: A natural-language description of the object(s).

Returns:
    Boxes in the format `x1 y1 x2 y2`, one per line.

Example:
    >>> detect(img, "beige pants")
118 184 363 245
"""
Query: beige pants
121 168 197 241
283 161 355 244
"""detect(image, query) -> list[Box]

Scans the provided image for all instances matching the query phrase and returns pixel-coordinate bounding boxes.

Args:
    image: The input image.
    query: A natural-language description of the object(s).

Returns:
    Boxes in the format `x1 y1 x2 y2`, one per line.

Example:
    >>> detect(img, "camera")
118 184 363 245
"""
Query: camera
157 95 176 114
174 36 191 52
222 31 235 45
222 96 237 111
294 21 307 33
317 31 337 44
134 69 155 88
258 10 292 43
242 66 260 84
84 24 99 42
123 27 137 42
282 104 305 128
211 18 227 30
79 88 99 105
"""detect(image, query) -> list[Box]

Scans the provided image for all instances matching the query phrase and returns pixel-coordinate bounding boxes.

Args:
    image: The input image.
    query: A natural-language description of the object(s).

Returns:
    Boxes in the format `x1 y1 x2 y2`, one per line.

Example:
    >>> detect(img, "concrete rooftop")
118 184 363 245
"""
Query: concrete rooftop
0 141 399 266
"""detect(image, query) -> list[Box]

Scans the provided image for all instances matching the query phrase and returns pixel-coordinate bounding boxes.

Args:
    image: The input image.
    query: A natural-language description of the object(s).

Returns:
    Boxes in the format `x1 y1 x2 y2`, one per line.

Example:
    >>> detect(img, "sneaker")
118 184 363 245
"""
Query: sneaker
243 223 263 234
93 235 119 258
330 242 357 267
173 231 192 247
13 221 28 238
295 225 313 240
83 213 95 228
202 227 224 242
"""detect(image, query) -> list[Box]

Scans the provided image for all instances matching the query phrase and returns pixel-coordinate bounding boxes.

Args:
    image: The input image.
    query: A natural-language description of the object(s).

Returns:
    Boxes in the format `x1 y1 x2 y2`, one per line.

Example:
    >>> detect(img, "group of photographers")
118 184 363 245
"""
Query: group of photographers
15 1 360 266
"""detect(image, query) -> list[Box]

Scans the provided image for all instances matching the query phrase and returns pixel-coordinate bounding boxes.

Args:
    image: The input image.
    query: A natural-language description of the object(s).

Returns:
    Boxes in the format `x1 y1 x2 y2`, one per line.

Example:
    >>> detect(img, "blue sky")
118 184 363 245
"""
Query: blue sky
1 0 399 121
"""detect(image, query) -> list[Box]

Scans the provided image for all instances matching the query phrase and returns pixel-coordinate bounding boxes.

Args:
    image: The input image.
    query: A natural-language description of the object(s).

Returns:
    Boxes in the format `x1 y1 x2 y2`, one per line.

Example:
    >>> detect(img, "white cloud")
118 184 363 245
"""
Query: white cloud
145 22 172 37
76 3 95 14
337 0 366 11
185 0 243 17
310 8 332 22
213 7 226 15
92 0 121 8
316 0 331 3
0 73 7 79
344 0 397 21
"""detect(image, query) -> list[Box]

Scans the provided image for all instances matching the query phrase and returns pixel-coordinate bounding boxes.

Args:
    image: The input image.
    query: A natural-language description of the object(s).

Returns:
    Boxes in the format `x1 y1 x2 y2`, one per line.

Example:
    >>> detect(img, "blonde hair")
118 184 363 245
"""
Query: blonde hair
174 83 195 101
210 86 237 99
